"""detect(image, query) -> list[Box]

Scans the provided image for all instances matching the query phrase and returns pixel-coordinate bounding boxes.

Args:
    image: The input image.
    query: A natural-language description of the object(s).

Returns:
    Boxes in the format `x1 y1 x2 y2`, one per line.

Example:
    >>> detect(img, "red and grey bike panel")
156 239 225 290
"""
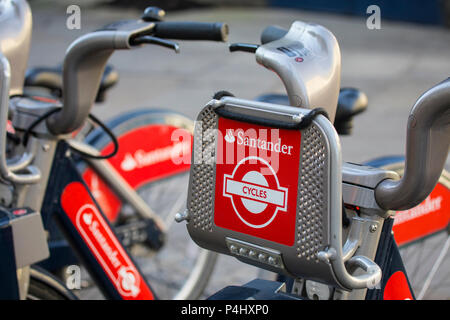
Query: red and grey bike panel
41 141 156 300
186 98 351 289
392 181 449 246
61 182 155 300
81 110 193 222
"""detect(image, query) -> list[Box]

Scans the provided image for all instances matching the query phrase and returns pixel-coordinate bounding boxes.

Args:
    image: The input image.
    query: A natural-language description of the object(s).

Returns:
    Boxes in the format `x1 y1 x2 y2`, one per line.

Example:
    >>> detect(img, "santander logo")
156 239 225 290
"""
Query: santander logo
117 266 140 297
61 182 155 299
120 141 190 172
120 153 138 172
76 204 141 297
82 211 122 269
225 129 235 143
394 195 443 225
224 129 294 155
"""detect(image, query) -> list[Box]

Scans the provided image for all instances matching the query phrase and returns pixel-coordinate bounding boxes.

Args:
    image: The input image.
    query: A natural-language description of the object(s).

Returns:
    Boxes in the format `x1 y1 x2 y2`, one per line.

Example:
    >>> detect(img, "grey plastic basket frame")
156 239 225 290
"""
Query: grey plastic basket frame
185 97 382 290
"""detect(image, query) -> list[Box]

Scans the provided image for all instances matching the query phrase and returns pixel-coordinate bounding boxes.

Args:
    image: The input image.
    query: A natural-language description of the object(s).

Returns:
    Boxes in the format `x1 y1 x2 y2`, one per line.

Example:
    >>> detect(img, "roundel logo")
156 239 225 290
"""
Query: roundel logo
223 156 288 228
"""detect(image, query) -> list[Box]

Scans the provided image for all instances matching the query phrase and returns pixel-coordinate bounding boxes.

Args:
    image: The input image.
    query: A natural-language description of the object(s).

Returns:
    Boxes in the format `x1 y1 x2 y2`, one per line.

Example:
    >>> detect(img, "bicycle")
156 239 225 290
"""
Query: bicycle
19 8 372 300
246 25 450 300
177 20 450 300
0 0 228 300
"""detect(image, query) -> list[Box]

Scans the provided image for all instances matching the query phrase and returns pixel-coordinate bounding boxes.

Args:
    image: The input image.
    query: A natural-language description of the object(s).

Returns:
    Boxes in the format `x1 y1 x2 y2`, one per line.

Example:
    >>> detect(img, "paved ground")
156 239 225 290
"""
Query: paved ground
27 1 450 299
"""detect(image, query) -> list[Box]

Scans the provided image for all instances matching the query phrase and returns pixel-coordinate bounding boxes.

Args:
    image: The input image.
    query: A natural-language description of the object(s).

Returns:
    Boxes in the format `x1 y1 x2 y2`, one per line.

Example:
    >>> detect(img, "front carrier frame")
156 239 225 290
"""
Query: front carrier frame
183 96 381 292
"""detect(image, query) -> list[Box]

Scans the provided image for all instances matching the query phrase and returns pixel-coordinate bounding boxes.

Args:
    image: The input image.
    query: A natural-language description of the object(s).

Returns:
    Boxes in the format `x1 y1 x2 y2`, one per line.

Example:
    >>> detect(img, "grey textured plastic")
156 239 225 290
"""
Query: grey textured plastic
296 124 328 262
186 97 383 290
187 106 218 232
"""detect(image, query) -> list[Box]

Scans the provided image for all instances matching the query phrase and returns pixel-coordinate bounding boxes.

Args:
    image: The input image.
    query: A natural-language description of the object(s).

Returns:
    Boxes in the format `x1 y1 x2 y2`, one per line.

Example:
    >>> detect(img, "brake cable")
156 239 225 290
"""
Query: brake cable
22 108 119 160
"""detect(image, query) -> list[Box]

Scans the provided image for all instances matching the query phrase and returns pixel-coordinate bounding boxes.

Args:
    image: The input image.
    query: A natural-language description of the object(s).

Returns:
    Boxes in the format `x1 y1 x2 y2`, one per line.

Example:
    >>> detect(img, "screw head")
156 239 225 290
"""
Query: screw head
292 114 304 123
369 224 378 233
174 210 189 223
239 248 248 256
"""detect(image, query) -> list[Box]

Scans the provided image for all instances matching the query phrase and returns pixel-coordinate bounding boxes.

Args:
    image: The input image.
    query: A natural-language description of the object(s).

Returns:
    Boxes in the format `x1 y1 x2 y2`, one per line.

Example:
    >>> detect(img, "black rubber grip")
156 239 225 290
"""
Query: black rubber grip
260 25 288 44
153 22 228 42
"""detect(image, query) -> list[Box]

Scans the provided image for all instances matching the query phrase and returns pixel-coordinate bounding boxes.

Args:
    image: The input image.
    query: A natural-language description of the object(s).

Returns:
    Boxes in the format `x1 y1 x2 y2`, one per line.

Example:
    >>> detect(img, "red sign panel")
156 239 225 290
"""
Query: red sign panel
61 182 155 300
393 182 449 246
214 118 301 246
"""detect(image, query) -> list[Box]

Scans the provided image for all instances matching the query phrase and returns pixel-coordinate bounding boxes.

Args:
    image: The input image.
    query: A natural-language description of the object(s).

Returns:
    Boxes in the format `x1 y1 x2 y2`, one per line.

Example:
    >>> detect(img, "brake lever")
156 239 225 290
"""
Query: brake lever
131 35 180 53
229 43 260 53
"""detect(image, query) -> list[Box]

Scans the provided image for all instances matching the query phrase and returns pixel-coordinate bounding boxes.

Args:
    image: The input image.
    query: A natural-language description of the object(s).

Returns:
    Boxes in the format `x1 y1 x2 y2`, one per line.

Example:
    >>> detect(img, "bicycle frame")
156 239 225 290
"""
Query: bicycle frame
0 91 161 299
36 113 210 300
40 140 156 299
6 88 201 301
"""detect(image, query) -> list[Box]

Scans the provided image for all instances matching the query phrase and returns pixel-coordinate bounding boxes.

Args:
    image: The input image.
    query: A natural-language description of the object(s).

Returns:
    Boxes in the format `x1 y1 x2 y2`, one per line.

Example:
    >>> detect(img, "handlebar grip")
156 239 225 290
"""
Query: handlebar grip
153 22 229 42
260 25 288 44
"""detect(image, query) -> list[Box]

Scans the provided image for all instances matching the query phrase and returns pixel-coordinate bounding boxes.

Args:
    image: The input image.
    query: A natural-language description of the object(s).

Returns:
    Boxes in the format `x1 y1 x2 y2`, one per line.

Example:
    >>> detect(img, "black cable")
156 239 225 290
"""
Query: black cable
22 108 119 160
342 201 351 228
22 108 60 146
294 107 329 130
213 90 234 100
76 113 119 160
7 132 21 145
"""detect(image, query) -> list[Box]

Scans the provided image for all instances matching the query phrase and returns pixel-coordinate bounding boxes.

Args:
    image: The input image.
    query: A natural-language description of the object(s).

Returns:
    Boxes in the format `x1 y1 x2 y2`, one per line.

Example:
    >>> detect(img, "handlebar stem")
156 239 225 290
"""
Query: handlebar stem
46 30 136 135
375 78 450 210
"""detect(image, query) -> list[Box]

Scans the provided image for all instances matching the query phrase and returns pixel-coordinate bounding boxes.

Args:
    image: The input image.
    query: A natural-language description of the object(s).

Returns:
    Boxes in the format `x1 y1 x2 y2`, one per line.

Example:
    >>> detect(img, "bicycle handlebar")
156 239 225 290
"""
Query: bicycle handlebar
153 21 228 42
259 24 450 213
46 19 229 135
375 78 450 210
46 30 124 135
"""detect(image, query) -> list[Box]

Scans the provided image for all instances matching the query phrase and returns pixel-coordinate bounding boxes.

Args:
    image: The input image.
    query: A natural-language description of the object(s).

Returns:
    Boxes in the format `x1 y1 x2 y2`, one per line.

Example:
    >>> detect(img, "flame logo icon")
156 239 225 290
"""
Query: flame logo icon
83 213 93 225
225 129 235 143
120 153 138 172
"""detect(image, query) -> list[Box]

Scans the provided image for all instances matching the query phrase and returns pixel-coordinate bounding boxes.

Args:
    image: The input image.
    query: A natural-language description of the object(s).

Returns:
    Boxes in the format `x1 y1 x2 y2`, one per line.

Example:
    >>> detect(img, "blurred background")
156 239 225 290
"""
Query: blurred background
26 0 450 298
26 0 450 162
31 0 450 26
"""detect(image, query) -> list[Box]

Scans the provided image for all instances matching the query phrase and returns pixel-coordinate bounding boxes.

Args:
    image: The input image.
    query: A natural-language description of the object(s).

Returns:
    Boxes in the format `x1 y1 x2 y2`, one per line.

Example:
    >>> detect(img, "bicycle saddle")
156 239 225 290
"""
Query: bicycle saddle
256 88 368 135
24 64 119 102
